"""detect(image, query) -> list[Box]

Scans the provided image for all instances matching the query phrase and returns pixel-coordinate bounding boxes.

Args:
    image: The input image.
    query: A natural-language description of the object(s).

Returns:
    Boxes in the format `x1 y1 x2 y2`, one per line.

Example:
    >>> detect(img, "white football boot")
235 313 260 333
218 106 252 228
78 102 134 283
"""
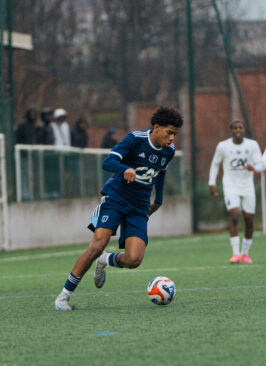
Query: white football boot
55 291 72 311
94 259 106 288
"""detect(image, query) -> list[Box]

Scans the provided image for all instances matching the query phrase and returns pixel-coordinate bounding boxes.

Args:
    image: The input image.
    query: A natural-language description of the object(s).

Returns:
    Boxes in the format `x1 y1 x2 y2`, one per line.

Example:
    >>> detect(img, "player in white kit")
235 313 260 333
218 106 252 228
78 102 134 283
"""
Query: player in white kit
208 120 263 264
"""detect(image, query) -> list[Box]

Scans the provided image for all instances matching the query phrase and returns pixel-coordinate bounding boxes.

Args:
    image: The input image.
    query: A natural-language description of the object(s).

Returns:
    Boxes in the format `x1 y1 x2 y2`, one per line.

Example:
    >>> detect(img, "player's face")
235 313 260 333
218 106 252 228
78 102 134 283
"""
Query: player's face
231 122 245 143
151 124 179 148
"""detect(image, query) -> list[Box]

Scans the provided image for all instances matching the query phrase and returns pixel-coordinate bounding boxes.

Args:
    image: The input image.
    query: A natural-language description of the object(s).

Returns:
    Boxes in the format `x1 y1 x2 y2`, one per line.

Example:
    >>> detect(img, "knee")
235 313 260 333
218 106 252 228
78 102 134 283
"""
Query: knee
88 239 107 259
126 256 142 269
230 212 239 225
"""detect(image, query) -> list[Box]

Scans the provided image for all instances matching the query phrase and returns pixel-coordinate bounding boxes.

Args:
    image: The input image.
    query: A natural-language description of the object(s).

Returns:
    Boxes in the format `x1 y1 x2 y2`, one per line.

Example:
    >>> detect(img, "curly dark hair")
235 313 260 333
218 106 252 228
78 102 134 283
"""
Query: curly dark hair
151 106 183 128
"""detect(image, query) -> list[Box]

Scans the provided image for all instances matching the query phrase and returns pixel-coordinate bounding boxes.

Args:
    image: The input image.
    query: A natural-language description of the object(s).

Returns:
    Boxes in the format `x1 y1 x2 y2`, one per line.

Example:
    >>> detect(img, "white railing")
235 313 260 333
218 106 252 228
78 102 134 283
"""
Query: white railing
0 134 9 250
15 145 111 203
15 144 184 203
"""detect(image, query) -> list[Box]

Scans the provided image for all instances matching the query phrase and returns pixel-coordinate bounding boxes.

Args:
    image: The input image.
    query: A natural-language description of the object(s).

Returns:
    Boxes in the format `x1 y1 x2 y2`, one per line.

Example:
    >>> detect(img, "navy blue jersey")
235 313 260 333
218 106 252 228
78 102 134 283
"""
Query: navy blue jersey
101 129 175 215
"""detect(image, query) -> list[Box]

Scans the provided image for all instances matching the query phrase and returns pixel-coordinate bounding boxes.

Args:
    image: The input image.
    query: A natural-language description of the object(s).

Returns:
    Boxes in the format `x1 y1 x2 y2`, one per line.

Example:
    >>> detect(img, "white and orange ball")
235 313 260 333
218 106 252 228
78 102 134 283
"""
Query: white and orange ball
147 276 176 305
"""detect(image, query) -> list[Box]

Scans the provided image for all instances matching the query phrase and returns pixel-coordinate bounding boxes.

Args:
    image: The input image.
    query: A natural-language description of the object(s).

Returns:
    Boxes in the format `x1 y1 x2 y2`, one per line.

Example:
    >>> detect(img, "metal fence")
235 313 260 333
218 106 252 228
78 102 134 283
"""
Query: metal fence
15 145 185 202
261 172 266 233
0 134 9 250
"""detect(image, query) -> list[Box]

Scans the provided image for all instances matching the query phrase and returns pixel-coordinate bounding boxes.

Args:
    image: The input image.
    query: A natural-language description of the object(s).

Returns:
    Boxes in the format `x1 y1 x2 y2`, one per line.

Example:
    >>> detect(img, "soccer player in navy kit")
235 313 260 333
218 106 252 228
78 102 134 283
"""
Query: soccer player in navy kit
55 106 183 310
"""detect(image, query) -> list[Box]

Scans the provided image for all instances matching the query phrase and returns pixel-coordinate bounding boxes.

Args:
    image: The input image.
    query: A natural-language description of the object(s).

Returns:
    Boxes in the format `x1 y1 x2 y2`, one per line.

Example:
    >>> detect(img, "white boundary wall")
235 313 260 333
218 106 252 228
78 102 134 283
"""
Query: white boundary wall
7 196 191 250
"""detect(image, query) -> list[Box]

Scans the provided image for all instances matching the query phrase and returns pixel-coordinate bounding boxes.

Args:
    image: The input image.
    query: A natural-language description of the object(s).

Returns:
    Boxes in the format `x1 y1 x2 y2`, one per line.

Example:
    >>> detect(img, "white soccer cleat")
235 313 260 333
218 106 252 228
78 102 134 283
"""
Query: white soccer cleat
94 259 106 288
55 292 72 311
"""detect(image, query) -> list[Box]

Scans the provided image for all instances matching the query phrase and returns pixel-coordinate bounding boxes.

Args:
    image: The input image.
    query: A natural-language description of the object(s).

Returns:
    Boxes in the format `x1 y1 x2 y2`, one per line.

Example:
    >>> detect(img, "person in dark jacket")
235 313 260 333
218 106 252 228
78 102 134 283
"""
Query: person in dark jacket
16 108 38 144
36 107 55 145
71 117 89 148
100 128 118 148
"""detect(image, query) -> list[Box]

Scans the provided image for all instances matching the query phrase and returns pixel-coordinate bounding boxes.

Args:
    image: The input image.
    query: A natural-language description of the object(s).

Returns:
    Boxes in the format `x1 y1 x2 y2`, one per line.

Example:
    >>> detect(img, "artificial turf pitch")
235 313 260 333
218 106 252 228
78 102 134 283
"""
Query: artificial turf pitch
1 232 266 366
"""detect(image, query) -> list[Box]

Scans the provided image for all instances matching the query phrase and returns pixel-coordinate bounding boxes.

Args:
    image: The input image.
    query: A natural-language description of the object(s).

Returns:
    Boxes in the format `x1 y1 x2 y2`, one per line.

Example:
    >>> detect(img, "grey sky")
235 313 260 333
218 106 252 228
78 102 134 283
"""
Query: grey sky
238 0 266 20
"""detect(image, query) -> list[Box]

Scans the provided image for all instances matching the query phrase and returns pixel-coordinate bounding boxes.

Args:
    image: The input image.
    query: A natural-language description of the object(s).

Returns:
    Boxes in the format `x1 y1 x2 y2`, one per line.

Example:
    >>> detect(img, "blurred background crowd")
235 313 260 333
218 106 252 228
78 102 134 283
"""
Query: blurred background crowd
16 107 118 148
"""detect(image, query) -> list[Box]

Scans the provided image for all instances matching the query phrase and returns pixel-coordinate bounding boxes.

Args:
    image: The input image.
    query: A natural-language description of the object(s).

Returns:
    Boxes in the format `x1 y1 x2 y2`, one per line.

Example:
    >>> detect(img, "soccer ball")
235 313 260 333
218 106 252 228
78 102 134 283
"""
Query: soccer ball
147 276 176 305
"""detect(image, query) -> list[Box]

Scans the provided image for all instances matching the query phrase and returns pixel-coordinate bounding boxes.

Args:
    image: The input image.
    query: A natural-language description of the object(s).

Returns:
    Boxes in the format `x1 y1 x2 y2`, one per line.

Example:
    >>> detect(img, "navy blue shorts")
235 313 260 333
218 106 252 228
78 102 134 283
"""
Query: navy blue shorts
88 195 148 249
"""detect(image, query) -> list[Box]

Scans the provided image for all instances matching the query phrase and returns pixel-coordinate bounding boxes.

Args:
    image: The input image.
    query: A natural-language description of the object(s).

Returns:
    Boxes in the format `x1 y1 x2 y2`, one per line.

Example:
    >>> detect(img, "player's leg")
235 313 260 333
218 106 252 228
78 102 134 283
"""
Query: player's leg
116 237 146 268
95 211 148 287
92 203 123 288
228 208 241 263
55 228 112 310
72 228 113 277
243 211 254 239
225 194 241 263
95 236 146 275
239 195 255 263
229 207 240 236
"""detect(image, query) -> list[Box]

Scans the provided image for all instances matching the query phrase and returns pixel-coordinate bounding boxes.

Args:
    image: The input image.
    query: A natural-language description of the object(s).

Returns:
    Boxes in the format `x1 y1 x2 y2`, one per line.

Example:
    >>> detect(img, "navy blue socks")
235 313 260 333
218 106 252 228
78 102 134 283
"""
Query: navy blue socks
64 272 81 292
108 253 121 268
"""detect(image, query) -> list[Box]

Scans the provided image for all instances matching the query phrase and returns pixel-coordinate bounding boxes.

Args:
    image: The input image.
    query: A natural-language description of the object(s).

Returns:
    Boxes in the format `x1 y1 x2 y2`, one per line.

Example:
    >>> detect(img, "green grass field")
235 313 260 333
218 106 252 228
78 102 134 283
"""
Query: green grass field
1 232 266 366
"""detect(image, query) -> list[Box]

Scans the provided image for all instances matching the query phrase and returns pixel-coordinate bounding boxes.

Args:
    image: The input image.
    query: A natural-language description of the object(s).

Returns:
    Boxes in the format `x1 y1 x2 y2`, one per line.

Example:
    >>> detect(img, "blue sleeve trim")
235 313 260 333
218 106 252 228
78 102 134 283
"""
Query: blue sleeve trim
110 151 123 160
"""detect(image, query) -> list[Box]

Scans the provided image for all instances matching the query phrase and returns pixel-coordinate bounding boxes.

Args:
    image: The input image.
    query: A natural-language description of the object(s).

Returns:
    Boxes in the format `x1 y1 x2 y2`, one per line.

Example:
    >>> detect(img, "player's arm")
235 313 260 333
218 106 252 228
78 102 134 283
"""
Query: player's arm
148 168 167 216
149 202 161 216
208 143 223 197
245 142 263 173
102 133 137 182
150 149 175 216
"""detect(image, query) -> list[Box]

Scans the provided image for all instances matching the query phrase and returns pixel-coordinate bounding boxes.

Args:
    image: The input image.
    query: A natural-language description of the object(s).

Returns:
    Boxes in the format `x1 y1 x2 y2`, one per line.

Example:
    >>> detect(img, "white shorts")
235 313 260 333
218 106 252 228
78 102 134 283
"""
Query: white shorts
224 194 256 214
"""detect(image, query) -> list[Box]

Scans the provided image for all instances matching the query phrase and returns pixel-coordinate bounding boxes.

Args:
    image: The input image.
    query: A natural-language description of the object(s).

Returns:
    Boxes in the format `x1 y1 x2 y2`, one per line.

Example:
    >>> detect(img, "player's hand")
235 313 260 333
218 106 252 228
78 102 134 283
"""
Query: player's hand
148 202 161 217
124 168 136 183
245 163 255 172
209 185 219 197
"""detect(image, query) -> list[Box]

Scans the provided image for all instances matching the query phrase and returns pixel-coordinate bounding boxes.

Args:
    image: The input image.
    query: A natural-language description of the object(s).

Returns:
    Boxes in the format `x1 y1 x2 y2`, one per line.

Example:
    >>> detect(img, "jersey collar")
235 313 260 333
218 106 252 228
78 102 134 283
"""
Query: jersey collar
148 130 162 151
231 137 245 145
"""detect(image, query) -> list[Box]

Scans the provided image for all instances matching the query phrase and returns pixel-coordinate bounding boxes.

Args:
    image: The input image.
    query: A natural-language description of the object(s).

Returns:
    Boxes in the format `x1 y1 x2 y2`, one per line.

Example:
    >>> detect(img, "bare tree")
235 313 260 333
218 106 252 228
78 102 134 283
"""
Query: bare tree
12 0 78 121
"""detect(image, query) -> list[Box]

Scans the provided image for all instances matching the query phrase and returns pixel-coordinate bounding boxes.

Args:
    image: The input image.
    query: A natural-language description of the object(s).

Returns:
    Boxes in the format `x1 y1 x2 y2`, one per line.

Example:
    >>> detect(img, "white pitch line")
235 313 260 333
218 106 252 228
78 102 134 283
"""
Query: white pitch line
1 233 265 263
0 263 264 280
0 245 117 263
1 284 266 300
0 249 84 263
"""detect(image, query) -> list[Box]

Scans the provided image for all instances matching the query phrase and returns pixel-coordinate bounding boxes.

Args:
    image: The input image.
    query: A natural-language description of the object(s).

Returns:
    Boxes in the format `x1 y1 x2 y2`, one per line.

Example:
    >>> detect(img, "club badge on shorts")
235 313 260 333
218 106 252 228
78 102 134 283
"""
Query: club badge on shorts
101 215 109 223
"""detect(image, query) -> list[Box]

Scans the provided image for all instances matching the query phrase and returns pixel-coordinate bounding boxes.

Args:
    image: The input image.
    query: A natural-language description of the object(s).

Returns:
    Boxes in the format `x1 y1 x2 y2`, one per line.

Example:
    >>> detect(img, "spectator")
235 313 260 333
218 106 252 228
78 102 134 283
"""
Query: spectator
36 107 55 145
16 108 38 144
51 108 71 146
101 128 118 148
71 117 89 148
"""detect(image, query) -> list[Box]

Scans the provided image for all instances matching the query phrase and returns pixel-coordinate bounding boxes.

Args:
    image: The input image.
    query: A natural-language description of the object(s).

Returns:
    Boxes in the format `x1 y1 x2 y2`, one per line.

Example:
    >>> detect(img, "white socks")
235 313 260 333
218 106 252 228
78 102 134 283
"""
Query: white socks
241 238 252 255
62 288 72 296
230 236 240 255
230 236 252 255
98 251 110 265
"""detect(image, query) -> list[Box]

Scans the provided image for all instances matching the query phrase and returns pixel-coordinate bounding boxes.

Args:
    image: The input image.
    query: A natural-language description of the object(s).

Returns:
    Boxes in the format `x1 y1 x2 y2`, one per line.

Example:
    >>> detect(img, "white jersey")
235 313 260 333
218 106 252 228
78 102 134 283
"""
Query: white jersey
208 137 262 196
